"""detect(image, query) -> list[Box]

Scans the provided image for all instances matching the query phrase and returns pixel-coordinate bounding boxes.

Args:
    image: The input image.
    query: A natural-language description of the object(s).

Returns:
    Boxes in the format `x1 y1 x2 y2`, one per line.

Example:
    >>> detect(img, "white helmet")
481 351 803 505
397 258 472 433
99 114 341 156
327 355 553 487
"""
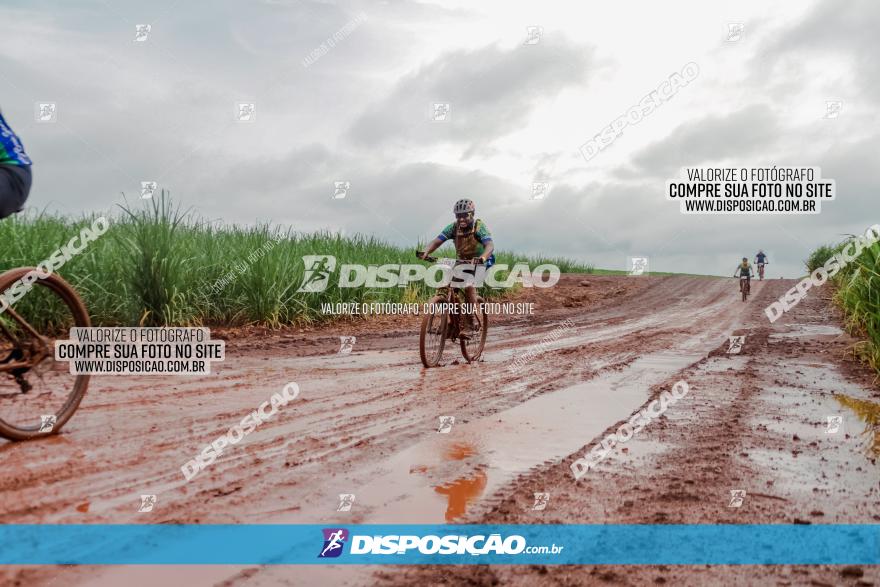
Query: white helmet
453 198 475 215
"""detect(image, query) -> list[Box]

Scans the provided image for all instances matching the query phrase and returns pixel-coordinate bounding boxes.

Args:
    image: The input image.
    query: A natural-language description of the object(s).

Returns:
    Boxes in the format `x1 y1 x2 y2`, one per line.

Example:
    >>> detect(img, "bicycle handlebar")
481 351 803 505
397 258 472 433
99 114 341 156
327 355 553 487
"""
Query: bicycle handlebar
415 251 484 265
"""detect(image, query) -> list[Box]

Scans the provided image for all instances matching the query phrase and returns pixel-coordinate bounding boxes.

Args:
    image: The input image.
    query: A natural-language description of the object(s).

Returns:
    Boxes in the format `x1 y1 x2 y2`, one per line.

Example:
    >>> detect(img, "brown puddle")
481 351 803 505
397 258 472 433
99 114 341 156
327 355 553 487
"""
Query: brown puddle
434 470 488 522
444 442 476 461
835 394 880 457
433 443 487 521
341 351 704 524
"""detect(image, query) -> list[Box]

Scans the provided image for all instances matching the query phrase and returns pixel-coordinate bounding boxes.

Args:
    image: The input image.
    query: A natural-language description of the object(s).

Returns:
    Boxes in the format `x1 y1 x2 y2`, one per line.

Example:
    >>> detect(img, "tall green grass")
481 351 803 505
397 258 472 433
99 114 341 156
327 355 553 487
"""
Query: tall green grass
0 193 595 328
808 234 880 375
806 244 837 273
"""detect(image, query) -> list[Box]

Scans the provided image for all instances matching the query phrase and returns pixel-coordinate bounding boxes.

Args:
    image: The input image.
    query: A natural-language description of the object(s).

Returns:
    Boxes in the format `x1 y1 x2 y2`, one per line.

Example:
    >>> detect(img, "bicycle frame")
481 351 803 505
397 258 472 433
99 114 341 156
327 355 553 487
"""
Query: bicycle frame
427 263 481 340
417 251 487 350
0 304 50 373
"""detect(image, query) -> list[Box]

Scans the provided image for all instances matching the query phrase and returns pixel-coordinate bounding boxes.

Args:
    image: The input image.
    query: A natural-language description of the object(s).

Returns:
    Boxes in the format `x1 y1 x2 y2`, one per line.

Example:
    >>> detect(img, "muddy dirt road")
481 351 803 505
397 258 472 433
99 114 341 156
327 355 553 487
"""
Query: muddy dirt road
1 275 878 586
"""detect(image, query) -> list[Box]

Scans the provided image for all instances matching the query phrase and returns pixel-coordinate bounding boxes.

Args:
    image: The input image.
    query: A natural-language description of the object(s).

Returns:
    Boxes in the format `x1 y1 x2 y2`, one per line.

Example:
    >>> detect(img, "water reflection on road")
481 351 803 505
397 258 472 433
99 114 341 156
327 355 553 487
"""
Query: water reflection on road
433 442 488 521
835 394 880 457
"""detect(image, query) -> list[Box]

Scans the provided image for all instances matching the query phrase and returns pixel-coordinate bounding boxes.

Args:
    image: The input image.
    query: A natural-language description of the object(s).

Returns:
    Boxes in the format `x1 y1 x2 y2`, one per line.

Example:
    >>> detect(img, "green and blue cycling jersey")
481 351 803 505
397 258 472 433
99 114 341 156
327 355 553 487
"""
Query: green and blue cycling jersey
0 111 31 167
437 218 495 267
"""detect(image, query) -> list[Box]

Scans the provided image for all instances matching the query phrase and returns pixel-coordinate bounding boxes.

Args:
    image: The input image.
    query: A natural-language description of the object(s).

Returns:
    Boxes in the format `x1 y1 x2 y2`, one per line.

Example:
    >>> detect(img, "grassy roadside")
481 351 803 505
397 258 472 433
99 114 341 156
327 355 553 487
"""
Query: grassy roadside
807 234 880 375
0 195 599 328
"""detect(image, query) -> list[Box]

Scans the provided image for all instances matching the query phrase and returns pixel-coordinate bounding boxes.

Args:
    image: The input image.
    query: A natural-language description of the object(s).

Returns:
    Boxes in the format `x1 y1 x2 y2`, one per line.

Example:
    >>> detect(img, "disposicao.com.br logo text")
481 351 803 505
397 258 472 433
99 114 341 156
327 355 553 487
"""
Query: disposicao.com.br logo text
317 528 564 557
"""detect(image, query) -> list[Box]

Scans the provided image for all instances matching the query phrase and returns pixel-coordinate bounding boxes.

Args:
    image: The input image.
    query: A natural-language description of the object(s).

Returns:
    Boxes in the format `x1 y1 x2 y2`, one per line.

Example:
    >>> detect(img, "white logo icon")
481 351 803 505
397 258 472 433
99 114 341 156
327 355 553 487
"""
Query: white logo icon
826 415 843 434
39 414 57 432
338 336 356 354
138 494 157 512
431 103 451 122
824 100 842 119
35 102 57 123
337 493 355 512
727 335 746 354
437 416 455 433
726 23 744 42
532 492 550 510
297 255 337 293
332 181 350 199
524 26 543 45
134 24 151 42
140 181 158 199
728 489 746 507
236 103 256 122
531 182 549 200
628 256 649 276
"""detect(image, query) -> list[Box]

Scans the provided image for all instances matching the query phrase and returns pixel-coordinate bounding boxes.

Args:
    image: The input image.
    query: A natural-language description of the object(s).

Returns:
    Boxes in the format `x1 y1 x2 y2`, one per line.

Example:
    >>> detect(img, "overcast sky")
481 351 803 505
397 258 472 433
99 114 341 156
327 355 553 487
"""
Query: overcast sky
1 0 877 276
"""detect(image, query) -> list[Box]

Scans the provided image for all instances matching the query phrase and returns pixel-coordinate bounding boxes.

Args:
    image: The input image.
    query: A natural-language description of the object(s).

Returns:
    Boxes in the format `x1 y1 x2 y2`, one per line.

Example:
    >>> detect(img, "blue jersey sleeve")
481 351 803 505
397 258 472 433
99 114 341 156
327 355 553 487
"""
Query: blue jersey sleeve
437 223 455 242
475 221 492 243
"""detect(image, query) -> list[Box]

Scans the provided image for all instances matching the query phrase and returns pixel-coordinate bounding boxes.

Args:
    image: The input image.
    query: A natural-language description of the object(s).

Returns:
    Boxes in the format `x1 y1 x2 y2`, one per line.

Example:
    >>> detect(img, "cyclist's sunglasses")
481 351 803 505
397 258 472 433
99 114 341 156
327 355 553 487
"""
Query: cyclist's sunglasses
455 212 472 219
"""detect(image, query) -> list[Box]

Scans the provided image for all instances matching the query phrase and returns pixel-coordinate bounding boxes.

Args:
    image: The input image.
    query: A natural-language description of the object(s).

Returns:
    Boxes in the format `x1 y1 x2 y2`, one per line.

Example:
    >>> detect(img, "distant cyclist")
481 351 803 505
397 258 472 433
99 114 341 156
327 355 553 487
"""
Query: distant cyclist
755 250 768 280
734 257 753 292
418 198 495 338
0 109 32 219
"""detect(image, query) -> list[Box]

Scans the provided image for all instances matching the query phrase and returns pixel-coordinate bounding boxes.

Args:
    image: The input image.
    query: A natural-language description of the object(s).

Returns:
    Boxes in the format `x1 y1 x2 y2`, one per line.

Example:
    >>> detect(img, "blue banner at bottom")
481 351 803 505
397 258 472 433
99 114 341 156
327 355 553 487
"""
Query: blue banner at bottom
0 524 877 565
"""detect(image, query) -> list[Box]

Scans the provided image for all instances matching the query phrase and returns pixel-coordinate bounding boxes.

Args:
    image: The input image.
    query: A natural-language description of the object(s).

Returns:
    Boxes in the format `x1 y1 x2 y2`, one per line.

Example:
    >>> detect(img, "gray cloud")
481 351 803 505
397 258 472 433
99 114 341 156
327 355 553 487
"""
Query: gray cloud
624 104 780 178
757 0 880 96
347 37 596 157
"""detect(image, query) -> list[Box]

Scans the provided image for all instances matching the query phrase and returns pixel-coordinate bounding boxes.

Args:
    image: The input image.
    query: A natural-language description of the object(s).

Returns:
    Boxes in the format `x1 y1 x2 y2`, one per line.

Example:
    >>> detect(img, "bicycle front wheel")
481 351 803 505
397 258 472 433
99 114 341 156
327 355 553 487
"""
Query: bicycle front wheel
460 295 488 363
0 268 91 441
420 295 448 367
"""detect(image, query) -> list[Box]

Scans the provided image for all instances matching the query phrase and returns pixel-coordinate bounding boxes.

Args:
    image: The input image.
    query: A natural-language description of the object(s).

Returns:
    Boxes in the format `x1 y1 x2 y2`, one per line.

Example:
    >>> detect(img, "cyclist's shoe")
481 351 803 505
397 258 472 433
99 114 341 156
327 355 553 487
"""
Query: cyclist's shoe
0 348 23 365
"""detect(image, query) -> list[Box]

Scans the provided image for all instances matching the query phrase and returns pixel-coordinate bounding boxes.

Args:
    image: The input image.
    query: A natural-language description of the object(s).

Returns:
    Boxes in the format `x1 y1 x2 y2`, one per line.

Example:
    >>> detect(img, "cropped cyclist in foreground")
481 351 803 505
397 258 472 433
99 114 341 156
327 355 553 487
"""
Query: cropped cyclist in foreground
418 199 495 339
0 109 32 219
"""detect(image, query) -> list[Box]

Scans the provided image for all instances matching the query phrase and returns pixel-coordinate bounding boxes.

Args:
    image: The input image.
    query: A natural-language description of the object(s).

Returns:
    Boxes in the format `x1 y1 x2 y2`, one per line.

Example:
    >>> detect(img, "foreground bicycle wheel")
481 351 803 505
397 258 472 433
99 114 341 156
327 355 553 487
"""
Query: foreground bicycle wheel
0 268 91 440
420 294 448 367
460 295 487 363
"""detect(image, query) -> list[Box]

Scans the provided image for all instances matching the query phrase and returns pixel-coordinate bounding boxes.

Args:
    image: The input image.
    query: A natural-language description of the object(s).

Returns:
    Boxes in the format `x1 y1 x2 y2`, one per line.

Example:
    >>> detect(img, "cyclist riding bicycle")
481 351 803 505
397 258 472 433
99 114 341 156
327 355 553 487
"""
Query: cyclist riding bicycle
734 257 753 291
0 109 32 219
418 198 495 339
754 249 768 280
755 250 768 266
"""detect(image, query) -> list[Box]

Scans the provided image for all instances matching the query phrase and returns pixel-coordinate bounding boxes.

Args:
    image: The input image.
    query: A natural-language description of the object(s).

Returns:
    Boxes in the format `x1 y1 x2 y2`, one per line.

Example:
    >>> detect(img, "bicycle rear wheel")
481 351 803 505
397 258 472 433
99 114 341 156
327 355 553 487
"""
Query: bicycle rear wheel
460 295 487 363
0 268 91 441
420 295 448 367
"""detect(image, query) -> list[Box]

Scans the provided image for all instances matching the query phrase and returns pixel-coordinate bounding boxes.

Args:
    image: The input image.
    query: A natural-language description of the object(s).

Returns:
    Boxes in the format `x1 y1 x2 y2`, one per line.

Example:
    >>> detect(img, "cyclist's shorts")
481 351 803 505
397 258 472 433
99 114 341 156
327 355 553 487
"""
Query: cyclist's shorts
0 164 31 219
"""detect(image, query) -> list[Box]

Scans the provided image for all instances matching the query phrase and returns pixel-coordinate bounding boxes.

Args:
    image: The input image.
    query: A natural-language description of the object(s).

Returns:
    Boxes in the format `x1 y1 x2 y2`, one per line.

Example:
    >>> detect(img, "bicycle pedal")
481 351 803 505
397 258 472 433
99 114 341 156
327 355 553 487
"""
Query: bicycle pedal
14 374 32 393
